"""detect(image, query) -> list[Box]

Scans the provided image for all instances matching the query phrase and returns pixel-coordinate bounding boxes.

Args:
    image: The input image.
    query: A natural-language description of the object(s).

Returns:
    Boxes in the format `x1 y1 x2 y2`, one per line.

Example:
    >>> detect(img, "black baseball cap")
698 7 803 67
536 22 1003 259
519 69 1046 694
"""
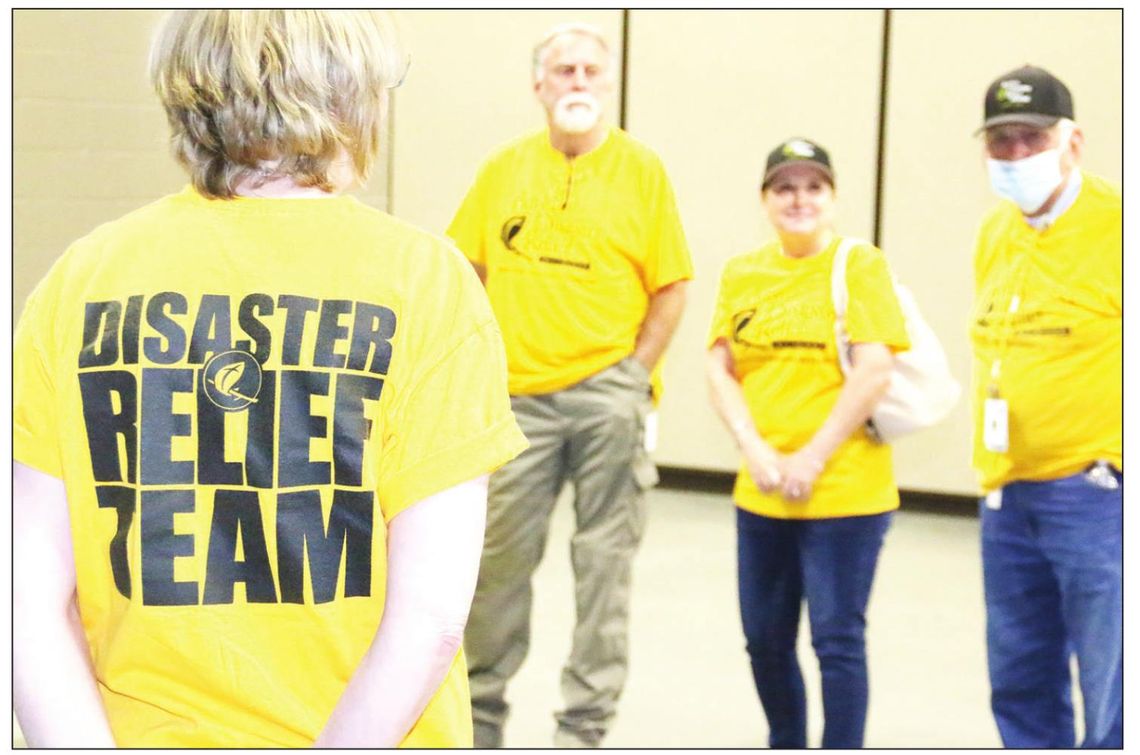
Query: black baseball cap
761 137 834 189
978 65 1074 133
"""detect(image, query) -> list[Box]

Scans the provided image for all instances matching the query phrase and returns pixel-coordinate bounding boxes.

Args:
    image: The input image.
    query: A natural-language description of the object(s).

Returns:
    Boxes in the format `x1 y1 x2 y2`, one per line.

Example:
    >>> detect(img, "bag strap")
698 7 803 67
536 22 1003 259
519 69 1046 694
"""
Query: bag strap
831 237 867 375
830 237 863 321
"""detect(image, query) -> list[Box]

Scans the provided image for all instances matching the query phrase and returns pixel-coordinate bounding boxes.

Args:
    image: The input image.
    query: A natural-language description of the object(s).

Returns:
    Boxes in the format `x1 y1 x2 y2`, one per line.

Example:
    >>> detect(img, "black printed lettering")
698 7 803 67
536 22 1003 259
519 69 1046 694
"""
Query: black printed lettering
277 295 319 366
347 302 397 375
313 299 353 369
122 295 144 365
141 489 198 606
96 485 136 599
333 374 383 487
79 371 138 484
203 489 277 604
276 489 373 604
140 368 195 485
196 373 244 486
144 292 188 364
278 370 331 488
237 294 274 364
188 294 233 364
245 370 276 488
78 301 121 368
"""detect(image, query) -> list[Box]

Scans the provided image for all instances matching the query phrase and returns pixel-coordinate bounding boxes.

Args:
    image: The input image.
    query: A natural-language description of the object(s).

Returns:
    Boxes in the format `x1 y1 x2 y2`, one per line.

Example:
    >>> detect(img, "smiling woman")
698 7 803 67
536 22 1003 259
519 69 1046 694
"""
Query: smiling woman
705 137 911 748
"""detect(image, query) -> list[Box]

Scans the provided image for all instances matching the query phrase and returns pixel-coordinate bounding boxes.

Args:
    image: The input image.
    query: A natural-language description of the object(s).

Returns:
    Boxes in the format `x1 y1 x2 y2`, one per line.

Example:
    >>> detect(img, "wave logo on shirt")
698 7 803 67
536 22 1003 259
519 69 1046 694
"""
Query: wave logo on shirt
203 351 263 411
498 213 591 271
731 305 829 354
501 215 527 256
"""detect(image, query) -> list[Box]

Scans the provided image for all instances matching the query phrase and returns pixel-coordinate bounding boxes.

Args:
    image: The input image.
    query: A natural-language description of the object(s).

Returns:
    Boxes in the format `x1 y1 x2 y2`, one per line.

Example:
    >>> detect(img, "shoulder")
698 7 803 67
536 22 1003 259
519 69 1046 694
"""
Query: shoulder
607 128 669 174
843 237 885 262
38 192 194 282
720 243 778 280
1078 171 1122 215
975 199 1021 242
474 129 548 175
839 237 890 276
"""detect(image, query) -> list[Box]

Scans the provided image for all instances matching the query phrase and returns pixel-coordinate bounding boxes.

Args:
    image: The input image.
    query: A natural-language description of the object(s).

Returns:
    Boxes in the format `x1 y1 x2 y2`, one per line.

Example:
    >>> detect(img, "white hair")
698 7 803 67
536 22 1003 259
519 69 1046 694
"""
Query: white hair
532 22 614 83
1055 117 1077 140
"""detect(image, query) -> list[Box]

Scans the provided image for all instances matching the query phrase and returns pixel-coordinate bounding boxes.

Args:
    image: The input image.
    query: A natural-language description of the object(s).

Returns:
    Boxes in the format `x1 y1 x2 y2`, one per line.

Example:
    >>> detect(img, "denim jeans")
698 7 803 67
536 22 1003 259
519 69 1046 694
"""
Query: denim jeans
980 468 1123 748
736 508 892 749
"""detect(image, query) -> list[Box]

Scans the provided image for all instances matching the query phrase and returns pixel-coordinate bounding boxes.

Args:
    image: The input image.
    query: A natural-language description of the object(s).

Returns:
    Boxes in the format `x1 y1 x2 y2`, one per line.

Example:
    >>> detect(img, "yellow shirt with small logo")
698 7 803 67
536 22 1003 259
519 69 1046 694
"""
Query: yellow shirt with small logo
13 186 528 747
970 171 1122 491
708 238 910 519
447 126 693 398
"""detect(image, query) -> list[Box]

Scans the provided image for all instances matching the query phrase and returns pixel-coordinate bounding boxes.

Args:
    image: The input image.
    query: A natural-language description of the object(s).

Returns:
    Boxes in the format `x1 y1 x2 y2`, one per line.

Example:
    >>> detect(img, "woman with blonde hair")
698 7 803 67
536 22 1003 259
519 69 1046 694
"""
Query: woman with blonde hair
706 138 909 748
13 10 525 747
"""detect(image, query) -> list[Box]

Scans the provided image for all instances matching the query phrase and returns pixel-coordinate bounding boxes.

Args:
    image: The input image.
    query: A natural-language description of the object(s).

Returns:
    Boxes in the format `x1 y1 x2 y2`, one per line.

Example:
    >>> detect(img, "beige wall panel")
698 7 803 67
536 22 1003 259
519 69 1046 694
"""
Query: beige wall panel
881 10 1122 495
12 10 392 320
625 10 886 472
389 10 623 236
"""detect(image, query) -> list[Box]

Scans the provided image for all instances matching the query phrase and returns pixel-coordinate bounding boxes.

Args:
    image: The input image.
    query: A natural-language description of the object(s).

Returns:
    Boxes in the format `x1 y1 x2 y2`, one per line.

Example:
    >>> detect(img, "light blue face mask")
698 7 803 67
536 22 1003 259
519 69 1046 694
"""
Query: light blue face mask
986 148 1065 214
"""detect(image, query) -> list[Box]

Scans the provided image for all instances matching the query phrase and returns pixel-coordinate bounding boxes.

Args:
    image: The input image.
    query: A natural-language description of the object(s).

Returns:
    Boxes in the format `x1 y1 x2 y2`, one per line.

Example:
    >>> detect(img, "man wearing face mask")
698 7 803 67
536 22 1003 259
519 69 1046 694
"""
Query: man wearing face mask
971 64 1122 748
447 23 692 749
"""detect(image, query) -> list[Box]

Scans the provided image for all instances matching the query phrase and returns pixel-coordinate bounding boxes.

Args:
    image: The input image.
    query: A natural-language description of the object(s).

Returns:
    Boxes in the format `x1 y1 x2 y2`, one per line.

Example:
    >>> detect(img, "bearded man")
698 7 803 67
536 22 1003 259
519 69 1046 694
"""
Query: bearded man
446 22 693 748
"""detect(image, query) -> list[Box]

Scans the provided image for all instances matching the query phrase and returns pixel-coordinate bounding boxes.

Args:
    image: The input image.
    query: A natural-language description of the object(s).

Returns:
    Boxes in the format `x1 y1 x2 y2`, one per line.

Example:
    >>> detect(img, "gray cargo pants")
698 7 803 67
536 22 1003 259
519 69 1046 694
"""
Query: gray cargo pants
465 356 659 748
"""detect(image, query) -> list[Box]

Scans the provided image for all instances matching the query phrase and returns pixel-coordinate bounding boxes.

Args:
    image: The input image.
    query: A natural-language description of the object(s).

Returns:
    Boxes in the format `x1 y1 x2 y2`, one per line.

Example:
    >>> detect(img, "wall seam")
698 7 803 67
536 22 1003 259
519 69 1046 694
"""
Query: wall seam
619 9 630 130
872 9 892 247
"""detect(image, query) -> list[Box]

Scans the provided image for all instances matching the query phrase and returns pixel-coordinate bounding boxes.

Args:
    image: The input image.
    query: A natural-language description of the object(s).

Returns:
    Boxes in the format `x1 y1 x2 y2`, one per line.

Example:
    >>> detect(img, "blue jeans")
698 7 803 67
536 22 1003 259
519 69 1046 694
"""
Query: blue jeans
736 508 892 749
981 469 1123 748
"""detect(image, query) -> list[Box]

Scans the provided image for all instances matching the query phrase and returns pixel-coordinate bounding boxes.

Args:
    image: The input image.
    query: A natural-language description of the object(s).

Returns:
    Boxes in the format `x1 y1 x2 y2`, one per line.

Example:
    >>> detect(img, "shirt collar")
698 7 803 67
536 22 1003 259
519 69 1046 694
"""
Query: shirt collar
1024 169 1083 230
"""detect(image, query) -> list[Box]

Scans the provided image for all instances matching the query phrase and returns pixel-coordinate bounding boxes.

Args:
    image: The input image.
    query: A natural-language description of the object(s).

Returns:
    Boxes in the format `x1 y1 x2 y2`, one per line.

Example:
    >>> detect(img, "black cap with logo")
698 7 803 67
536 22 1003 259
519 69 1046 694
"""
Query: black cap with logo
761 137 834 189
979 64 1074 133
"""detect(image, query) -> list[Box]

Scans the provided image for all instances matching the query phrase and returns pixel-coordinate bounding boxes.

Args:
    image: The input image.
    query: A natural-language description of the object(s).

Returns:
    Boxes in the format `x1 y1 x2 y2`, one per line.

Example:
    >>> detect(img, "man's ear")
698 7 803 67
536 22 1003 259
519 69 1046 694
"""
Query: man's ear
1068 126 1085 162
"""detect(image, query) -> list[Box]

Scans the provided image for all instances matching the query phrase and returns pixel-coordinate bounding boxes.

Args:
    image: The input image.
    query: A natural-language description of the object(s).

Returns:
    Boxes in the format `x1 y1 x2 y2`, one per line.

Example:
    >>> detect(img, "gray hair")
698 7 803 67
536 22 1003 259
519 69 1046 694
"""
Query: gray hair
532 22 614 82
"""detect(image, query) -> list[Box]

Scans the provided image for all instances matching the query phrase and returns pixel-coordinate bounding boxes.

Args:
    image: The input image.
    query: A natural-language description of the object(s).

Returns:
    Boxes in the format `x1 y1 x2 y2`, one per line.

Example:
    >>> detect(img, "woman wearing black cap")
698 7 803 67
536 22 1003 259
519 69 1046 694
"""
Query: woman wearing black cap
705 138 910 748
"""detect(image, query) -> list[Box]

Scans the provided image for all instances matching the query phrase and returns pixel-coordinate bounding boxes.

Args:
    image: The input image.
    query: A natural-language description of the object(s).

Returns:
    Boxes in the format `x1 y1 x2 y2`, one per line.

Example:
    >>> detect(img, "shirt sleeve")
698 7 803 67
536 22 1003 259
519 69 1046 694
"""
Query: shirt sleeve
445 168 490 269
641 163 694 293
376 262 527 522
845 244 910 352
13 273 64 478
705 263 736 349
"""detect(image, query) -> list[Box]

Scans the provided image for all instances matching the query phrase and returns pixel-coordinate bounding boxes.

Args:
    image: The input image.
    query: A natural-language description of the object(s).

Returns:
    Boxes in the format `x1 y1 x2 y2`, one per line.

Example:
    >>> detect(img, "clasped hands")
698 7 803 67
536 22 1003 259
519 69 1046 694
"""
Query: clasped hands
744 445 825 503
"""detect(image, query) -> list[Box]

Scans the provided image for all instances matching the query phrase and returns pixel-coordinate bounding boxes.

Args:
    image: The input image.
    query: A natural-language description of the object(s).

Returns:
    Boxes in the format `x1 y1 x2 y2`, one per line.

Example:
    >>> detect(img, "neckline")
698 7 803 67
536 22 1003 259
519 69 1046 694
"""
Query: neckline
175 184 361 212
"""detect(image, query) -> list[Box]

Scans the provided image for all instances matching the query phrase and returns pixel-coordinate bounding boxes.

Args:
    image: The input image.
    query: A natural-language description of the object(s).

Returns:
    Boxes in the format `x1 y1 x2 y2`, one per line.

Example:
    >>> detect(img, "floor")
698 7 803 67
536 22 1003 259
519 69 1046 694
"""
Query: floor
15 485 1060 748
496 485 1006 748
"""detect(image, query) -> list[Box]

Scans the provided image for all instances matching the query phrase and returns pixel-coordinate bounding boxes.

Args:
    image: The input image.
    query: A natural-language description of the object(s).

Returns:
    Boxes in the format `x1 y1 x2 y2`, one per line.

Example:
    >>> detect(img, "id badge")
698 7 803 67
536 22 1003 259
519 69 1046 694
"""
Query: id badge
643 411 659 453
983 398 1009 453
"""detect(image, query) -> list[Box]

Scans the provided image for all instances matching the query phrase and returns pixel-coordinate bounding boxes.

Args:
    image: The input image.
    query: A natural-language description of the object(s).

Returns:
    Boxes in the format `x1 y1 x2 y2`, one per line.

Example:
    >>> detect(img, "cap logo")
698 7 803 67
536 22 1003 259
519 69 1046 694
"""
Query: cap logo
996 78 1033 107
782 140 816 158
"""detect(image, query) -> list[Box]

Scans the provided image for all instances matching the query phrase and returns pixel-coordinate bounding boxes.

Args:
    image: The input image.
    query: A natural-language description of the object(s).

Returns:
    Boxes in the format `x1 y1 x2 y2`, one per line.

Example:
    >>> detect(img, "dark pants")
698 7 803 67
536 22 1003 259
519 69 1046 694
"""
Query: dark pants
981 469 1123 748
736 508 892 749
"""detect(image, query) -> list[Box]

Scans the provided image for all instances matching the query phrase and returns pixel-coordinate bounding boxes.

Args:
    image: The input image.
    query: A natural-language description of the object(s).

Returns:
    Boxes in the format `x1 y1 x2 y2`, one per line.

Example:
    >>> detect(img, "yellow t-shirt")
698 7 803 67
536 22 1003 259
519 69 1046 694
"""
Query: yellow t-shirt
970 171 1122 491
446 126 693 397
707 238 910 519
13 186 528 747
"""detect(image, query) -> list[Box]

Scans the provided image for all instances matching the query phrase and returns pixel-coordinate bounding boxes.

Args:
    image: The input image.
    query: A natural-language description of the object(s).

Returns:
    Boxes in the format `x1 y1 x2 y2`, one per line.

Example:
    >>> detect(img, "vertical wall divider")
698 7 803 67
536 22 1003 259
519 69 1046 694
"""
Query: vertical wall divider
619 9 631 130
873 9 892 248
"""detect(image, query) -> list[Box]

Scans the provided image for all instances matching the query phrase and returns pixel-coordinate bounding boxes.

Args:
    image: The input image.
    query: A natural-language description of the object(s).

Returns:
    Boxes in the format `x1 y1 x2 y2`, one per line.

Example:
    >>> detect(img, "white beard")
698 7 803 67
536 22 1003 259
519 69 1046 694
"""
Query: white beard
552 93 601 134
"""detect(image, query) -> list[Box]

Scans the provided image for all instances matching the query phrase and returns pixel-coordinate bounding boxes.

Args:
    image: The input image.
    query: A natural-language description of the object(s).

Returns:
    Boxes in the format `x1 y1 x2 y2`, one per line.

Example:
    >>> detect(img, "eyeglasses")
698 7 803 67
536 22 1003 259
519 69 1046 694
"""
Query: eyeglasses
983 126 1055 160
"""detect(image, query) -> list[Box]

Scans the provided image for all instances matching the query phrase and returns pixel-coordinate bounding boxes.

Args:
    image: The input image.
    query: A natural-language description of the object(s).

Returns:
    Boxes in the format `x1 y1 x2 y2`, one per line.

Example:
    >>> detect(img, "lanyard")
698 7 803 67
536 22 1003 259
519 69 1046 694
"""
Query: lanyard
986 256 1033 399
